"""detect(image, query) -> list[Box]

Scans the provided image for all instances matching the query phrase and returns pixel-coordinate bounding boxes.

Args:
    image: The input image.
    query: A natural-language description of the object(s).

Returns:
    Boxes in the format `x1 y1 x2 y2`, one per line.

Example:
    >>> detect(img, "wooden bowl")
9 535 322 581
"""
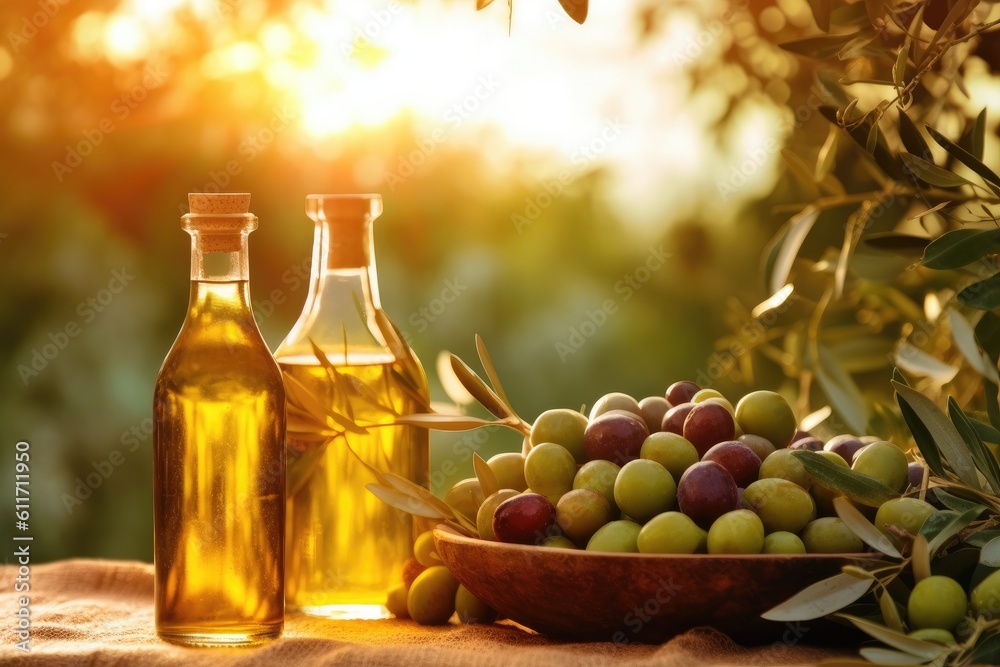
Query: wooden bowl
434 526 875 644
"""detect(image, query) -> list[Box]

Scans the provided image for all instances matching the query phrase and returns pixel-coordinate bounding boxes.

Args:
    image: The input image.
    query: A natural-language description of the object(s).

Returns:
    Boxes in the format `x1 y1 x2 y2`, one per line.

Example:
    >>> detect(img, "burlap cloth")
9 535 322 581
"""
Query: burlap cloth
0 560 857 665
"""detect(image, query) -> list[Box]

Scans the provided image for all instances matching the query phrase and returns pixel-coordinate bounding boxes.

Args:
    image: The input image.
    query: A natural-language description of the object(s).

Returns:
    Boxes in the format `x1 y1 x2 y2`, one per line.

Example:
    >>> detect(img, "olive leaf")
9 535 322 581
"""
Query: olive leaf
905 201 951 223
893 376 945 478
921 229 1000 270
948 396 1000 493
761 572 873 621
900 153 972 189
965 530 1000 548
473 452 500 499
876 586 905 633
922 506 982 556
973 633 1000 665
976 312 1000 430
948 309 1000 384
973 419 1000 446
804 0 831 32
932 487 987 515
897 110 929 158
911 534 931 582
283 370 368 435
893 381 980 490
857 646 930 665
769 206 820 295
836 613 947 661
476 334 517 416
893 342 959 384
921 0 977 68
958 273 1000 311
834 496 901 558
557 0 587 24
925 124 1000 188
366 483 451 520
814 343 869 435
780 32 862 60
393 413 523 432
966 108 987 161
436 351 477 406
979 536 1000 567
450 353 513 421
793 451 898 508
342 436 457 519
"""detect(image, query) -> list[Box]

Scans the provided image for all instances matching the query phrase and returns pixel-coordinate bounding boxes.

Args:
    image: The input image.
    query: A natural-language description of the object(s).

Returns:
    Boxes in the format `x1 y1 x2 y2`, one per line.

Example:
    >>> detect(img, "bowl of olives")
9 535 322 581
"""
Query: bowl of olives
422 385 910 642
433 525 872 644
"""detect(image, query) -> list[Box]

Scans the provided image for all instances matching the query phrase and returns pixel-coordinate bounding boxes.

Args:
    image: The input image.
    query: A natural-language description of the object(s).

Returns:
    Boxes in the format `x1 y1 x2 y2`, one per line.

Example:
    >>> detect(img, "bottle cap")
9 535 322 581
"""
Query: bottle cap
184 193 257 252
306 194 381 268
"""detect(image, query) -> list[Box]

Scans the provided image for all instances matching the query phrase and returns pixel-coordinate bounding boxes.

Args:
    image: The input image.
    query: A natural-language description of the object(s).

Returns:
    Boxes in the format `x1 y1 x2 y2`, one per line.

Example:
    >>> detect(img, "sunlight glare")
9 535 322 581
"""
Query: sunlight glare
104 14 148 63
96 0 783 230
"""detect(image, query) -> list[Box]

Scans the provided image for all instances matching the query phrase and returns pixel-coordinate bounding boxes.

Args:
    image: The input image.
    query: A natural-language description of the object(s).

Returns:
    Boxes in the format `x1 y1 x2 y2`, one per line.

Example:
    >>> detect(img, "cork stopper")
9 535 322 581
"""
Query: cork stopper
189 193 251 214
306 194 382 221
183 193 256 252
307 194 381 269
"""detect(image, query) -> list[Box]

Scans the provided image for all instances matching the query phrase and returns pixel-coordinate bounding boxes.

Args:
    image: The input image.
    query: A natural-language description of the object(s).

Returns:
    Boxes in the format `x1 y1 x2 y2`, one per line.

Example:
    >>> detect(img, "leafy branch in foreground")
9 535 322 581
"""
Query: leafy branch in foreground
724 0 1000 434
765 369 1000 665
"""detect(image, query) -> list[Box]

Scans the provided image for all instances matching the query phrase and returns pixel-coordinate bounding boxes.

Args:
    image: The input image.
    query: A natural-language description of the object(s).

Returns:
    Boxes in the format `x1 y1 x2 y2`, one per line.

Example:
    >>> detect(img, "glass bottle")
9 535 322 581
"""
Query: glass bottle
153 193 285 646
277 194 430 619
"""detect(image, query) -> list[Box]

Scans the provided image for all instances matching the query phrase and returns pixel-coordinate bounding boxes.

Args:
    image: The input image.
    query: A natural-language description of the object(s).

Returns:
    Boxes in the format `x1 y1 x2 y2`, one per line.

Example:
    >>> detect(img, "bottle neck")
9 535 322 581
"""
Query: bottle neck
189 232 250 282
277 219 391 364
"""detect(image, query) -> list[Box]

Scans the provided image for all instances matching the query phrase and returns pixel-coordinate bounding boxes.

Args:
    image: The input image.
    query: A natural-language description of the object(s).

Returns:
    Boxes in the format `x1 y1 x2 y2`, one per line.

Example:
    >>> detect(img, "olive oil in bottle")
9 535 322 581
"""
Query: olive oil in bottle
277 194 430 619
153 193 285 646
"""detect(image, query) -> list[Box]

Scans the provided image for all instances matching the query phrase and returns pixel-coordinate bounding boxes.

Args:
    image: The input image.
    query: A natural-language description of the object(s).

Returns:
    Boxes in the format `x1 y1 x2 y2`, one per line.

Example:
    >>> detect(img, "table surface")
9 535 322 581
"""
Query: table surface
0 560 861 665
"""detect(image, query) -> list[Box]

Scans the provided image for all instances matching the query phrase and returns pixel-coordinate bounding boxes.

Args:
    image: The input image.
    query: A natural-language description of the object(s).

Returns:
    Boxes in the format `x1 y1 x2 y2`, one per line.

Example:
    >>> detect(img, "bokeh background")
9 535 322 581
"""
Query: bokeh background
3 0 993 562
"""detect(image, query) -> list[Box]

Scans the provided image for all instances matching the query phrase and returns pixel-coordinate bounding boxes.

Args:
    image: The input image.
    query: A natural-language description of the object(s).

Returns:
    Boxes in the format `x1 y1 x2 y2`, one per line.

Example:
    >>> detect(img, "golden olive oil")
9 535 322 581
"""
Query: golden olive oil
280 354 428 618
154 280 285 645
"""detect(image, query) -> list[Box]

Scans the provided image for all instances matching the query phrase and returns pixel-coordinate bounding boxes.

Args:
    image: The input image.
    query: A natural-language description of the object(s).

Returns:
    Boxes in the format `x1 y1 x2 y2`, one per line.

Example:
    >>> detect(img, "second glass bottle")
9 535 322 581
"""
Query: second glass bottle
277 194 430 619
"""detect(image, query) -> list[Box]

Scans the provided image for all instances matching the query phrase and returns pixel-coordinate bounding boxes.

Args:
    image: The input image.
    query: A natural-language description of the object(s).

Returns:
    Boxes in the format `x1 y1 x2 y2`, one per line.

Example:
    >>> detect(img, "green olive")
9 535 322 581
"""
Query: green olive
455 584 498 624
707 509 765 554
530 409 589 463
908 576 967 631
524 442 577 498
407 566 459 625
586 520 641 553
800 517 863 554
637 511 707 554
486 452 528 492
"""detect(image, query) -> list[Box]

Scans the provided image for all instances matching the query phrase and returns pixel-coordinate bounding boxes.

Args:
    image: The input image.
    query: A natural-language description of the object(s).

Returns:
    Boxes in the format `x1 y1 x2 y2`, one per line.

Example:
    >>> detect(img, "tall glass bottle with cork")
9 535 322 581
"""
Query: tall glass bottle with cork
153 193 285 646
277 194 430 619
